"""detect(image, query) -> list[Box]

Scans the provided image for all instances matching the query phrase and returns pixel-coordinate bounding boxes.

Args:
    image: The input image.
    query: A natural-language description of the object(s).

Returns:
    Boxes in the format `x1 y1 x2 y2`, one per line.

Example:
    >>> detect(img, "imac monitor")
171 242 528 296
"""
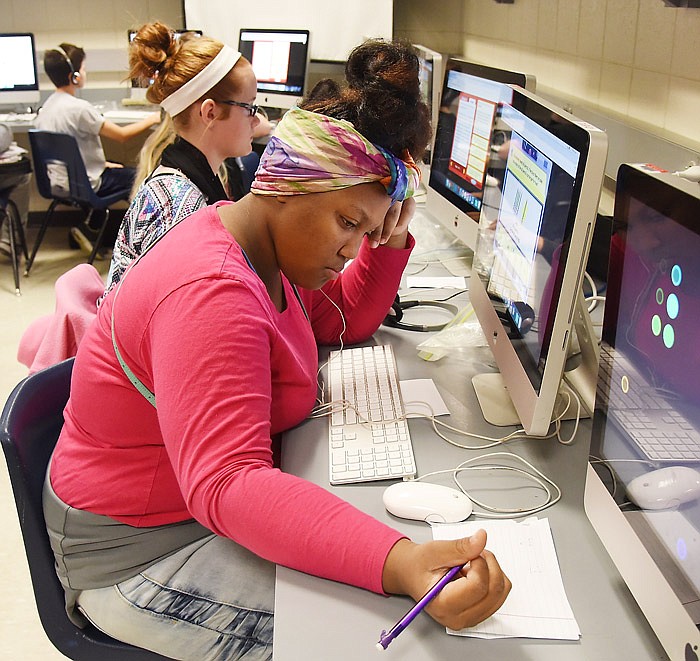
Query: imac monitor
238 28 310 110
0 33 40 107
412 44 443 165
585 163 700 658
426 58 536 251
469 87 607 437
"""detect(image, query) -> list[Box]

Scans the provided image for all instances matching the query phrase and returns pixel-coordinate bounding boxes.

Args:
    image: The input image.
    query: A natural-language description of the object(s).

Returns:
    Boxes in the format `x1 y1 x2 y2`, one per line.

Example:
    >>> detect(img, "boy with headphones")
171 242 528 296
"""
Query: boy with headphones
35 43 160 252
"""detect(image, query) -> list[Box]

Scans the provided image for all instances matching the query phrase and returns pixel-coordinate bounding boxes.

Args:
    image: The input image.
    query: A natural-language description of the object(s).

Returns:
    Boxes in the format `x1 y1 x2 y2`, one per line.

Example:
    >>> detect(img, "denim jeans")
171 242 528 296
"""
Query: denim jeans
76 534 275 660
97 165 136 198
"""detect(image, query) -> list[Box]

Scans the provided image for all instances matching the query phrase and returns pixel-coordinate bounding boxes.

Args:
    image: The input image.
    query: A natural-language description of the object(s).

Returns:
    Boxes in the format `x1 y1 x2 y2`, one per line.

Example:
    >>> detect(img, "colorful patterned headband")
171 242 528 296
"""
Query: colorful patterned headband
160 44 242 117
250 107 421 203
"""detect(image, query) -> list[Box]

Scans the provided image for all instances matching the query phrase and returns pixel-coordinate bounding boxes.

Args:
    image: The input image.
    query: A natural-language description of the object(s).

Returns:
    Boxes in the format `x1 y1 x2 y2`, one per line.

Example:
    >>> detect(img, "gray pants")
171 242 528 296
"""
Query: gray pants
77 534 275 661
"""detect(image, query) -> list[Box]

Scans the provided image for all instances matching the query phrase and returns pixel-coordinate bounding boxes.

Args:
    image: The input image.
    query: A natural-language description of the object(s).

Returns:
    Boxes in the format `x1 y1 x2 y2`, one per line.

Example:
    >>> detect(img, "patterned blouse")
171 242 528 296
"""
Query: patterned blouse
103 167 206 299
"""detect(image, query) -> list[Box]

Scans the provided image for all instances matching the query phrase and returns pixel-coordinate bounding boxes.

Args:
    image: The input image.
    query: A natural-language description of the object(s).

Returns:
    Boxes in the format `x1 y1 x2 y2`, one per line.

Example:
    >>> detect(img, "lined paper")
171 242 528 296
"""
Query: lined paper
432 518 581 640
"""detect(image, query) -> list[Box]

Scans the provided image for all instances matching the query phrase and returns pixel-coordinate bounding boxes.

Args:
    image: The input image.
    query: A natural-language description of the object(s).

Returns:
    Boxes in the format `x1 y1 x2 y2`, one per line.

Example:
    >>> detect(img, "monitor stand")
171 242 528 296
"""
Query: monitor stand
472 290 599 427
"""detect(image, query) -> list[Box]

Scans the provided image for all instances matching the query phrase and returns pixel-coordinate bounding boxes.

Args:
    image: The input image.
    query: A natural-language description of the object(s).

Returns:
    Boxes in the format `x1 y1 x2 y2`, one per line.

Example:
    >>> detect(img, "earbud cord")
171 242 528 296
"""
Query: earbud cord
312 289 348 413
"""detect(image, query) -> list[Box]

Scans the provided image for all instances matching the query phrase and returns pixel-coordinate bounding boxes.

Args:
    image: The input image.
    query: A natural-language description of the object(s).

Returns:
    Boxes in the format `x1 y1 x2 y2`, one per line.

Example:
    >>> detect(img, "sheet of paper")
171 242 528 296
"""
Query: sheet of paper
432 518 580 640
406 275 467 289
400 378 450 417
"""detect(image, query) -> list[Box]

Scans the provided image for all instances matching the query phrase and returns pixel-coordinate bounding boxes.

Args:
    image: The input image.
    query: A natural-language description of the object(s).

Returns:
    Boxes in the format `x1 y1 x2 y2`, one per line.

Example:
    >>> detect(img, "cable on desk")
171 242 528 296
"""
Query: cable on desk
403 387 584 450
413 451 563 518
309 279 585 447
403 247 473 277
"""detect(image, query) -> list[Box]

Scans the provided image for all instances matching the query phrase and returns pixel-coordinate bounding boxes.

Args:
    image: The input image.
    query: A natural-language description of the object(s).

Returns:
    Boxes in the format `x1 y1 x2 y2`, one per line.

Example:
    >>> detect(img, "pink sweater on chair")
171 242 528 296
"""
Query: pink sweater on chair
17 263 102 374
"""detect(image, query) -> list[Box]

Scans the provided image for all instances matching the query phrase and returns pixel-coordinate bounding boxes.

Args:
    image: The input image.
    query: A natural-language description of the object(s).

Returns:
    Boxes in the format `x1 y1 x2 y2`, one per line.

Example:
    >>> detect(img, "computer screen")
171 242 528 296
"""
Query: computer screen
469 86 607 437
127 29 203 89
238 28 310 110
0 33 40 107
425 59 536 251
413 44 443 165
586 163 700 659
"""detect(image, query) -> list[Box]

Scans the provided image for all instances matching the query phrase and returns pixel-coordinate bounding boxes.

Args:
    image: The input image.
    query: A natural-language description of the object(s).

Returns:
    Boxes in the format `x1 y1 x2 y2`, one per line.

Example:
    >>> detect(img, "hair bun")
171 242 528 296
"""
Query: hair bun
300 39 432 160
129 22 178 83
345 39 421 101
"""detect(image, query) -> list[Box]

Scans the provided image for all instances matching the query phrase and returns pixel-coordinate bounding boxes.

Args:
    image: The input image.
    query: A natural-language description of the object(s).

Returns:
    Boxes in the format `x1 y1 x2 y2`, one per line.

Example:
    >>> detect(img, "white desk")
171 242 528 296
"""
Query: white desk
272 211 668 660
102 108 158 124
0 106 157 132
0 113 37 132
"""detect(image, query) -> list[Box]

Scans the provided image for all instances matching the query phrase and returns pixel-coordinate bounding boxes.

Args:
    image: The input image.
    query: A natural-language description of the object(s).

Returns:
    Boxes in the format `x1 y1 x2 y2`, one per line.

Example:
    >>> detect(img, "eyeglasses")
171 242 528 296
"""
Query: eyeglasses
219 100 259 117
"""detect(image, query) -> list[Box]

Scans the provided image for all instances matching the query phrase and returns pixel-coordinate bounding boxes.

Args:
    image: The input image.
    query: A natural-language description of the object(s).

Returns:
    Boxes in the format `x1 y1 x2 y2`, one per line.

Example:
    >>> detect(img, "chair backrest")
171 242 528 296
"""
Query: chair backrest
28 130 95 204
0 358 170 660
239 150 260 195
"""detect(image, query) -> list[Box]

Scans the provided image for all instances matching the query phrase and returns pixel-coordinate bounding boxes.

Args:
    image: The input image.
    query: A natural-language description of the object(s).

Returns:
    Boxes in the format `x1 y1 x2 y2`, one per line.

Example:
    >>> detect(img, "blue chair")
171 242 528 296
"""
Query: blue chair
0 358 171 660
225 150 260 200
238 150 260 195
25 130 128 275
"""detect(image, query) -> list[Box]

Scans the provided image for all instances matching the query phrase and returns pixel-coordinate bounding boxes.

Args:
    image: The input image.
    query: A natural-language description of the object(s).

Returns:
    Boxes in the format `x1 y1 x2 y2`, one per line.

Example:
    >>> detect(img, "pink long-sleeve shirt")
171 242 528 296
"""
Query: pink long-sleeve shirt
50 201 413 595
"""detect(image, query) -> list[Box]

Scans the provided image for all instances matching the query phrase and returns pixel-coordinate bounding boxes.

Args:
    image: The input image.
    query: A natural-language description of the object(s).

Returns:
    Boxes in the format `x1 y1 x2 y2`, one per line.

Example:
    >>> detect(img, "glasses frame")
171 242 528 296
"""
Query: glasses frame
219 100 259 117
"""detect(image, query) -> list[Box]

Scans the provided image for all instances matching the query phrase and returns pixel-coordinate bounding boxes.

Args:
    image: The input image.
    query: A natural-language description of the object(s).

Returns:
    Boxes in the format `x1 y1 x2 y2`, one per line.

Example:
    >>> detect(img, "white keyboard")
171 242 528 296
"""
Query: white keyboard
597 344 700 462
327 345 417 485
103 110 153 122
0 112 36 122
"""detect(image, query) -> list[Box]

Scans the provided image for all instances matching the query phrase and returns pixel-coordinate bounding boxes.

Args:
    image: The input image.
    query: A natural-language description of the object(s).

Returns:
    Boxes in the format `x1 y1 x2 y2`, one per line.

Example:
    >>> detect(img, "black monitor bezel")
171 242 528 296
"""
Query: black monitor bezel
428 57 532 222
237 27 310 98
468 85 606 436
586 162 700 659
483 90 595 391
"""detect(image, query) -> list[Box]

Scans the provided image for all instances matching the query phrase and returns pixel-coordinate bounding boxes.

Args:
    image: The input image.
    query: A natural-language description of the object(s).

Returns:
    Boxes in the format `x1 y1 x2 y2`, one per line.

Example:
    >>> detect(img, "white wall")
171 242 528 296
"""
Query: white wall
395 0 700 182
459 0 700 159
4 0 184 89
184 0 393 62
393 0 465 55
9 0 700 165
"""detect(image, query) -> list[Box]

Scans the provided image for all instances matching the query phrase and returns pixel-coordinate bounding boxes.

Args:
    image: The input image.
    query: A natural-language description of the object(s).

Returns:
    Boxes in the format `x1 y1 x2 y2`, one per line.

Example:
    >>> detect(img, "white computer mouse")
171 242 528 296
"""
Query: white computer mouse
382 481 473 523
626 466 700 511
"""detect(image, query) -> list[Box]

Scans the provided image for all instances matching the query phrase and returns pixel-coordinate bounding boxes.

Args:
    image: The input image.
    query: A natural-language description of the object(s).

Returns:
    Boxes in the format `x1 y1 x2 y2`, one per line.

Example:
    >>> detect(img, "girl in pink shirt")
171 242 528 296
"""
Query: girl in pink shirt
45 36 510 660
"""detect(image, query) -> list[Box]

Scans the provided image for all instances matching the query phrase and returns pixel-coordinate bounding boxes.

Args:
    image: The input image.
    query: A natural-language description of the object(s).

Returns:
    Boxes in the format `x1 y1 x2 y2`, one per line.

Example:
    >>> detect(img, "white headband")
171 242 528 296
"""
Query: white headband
160 44 242 117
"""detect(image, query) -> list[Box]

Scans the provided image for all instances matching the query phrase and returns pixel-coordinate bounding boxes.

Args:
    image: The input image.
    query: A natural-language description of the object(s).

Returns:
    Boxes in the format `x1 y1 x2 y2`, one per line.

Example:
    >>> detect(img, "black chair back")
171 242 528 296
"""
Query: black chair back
0 156 31 293
0 359 170 660
239 150 260 195
25 131 129 274
28 130 95 204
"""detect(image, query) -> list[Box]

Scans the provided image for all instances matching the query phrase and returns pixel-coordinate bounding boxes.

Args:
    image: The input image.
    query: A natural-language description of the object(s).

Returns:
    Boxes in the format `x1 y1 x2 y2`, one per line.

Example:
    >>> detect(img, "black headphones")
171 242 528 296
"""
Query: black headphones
496 300 536 339
57 45 80 85
383 295 459 332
